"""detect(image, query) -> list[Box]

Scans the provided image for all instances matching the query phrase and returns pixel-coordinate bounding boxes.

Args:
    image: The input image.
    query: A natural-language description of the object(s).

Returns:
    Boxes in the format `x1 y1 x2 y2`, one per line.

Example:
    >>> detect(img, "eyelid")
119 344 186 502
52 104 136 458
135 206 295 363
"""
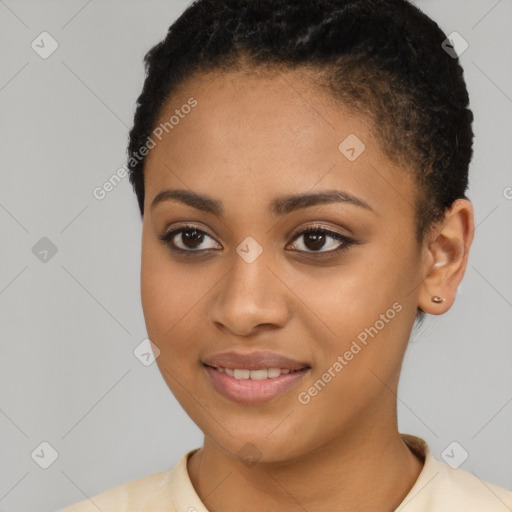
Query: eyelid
158 222 221 251
161 221 218 240
286 223 354 254
159 222 356 256
288 222 350 241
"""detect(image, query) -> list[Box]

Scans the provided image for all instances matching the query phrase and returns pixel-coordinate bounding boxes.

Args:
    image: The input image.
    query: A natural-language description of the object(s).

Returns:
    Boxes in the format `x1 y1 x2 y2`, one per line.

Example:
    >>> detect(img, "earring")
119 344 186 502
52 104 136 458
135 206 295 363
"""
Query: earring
431 296 445 303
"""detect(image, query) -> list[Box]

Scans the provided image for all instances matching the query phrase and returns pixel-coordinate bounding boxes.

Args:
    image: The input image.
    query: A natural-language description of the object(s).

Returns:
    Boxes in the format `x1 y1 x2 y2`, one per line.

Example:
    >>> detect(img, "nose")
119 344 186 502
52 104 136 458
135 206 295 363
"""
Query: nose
208 249 290 337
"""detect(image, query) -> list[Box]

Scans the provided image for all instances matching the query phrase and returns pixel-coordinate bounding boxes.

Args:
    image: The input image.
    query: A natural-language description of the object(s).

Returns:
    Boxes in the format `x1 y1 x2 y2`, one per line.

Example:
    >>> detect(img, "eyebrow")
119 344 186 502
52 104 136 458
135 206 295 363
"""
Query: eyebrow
150 188 374 216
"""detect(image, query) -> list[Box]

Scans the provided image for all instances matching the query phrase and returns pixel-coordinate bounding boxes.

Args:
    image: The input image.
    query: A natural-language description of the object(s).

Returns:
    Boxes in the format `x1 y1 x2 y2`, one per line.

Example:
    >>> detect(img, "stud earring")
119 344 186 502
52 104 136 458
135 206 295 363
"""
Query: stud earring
431 296 445 303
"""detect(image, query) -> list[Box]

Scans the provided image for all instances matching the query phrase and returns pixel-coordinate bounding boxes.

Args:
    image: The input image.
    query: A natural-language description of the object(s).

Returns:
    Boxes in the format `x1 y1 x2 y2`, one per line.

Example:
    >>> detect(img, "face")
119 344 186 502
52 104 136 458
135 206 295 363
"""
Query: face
140 68 426 463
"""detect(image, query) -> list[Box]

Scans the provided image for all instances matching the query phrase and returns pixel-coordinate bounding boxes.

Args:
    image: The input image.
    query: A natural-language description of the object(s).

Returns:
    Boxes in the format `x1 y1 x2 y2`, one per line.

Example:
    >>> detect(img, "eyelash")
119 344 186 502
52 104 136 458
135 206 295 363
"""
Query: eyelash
158 223 356 258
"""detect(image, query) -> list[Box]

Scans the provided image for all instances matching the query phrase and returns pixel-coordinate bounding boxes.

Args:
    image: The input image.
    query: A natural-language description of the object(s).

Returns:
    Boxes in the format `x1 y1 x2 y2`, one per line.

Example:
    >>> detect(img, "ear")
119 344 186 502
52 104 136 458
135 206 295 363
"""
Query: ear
418 199 474 315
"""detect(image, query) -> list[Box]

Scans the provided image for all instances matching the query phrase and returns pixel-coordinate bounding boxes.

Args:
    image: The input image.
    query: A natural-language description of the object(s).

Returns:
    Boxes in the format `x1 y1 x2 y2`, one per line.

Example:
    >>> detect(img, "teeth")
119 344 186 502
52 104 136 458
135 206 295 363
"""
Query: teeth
249 369 268 380
233 369 250 379
217 367 300 379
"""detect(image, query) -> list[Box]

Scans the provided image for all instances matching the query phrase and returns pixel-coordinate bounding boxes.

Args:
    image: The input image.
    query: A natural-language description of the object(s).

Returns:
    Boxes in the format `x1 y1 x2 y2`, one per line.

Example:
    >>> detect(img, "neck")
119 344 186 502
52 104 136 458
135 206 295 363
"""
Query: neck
187 403 424 512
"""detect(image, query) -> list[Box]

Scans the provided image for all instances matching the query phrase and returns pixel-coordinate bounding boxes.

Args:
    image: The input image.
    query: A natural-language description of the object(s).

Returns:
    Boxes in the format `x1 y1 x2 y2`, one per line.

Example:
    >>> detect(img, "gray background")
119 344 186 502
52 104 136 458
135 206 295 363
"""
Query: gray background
0 1 511 511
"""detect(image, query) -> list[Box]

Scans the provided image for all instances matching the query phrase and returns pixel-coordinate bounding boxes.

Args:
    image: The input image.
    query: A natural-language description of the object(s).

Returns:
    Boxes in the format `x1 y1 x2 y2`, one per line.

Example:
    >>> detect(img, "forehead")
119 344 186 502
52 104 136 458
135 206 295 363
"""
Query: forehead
143 69 416 220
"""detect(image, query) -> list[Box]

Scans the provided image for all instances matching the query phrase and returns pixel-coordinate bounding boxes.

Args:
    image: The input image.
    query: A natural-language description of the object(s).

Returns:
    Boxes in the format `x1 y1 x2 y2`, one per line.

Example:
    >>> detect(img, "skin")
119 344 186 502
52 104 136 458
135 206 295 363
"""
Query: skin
140 67 474 512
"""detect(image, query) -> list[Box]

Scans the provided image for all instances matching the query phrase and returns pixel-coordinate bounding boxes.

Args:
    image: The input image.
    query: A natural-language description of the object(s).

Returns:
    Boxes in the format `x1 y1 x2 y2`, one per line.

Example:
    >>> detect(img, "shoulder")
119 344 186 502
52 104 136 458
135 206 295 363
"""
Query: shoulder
57 450 200 512
57 469 175 512
398 434 512 511
426 457 512 510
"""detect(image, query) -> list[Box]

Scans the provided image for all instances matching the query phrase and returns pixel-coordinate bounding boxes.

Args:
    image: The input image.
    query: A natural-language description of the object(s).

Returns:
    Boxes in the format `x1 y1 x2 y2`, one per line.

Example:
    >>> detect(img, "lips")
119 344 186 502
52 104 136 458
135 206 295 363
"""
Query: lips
202 350 310 372
201 350 311 403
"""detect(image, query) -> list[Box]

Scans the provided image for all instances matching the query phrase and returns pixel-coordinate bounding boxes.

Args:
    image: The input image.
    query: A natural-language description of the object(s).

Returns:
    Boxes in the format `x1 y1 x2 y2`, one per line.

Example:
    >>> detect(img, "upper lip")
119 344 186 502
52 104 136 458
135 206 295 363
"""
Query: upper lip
202 350 310 371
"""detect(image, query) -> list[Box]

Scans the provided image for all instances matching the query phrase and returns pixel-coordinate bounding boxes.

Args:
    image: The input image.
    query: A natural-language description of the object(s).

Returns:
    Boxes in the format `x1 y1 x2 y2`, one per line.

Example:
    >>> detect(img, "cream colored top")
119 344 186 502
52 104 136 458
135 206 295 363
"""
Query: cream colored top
59 434 512 511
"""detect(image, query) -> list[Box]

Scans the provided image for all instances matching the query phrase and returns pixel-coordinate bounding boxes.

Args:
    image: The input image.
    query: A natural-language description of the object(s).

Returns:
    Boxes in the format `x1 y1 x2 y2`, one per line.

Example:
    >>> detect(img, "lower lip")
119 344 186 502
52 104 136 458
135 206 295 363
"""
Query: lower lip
203 365 310 404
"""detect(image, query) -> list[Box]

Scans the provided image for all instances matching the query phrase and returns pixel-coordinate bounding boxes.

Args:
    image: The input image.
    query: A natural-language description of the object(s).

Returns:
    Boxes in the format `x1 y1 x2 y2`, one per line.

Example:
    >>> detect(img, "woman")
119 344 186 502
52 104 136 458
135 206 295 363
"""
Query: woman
60 0 512 510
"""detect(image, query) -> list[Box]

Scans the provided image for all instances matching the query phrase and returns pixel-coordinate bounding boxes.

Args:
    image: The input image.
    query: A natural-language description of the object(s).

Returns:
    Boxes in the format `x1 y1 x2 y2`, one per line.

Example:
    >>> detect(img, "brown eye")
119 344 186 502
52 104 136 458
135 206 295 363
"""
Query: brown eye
178 228 205 249
158 225 221 253
288 226 354 255
302 231 328 251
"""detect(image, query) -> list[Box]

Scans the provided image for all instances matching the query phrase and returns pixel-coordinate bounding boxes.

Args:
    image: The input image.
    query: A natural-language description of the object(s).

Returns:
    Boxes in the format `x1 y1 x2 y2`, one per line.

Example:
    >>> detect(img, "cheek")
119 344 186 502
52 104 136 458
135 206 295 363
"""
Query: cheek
294 288 412 437
293 237 417 381
140 237 213 365
140 248 201 399
293 255 403 337
140 235 191 341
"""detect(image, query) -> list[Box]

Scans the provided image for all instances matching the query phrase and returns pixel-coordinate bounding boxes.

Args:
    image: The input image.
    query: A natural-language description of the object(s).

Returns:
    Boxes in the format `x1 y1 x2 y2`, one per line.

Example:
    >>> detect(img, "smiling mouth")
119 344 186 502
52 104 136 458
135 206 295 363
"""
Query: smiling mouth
203 365 307 380
203 363 311 404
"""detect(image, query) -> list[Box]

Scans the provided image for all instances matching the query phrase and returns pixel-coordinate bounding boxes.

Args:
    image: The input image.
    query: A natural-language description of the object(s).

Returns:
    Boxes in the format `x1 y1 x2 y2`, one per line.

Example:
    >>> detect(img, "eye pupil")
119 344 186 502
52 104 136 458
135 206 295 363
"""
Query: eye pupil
304 232 326 251
182 229 204 248
160 225 351 256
